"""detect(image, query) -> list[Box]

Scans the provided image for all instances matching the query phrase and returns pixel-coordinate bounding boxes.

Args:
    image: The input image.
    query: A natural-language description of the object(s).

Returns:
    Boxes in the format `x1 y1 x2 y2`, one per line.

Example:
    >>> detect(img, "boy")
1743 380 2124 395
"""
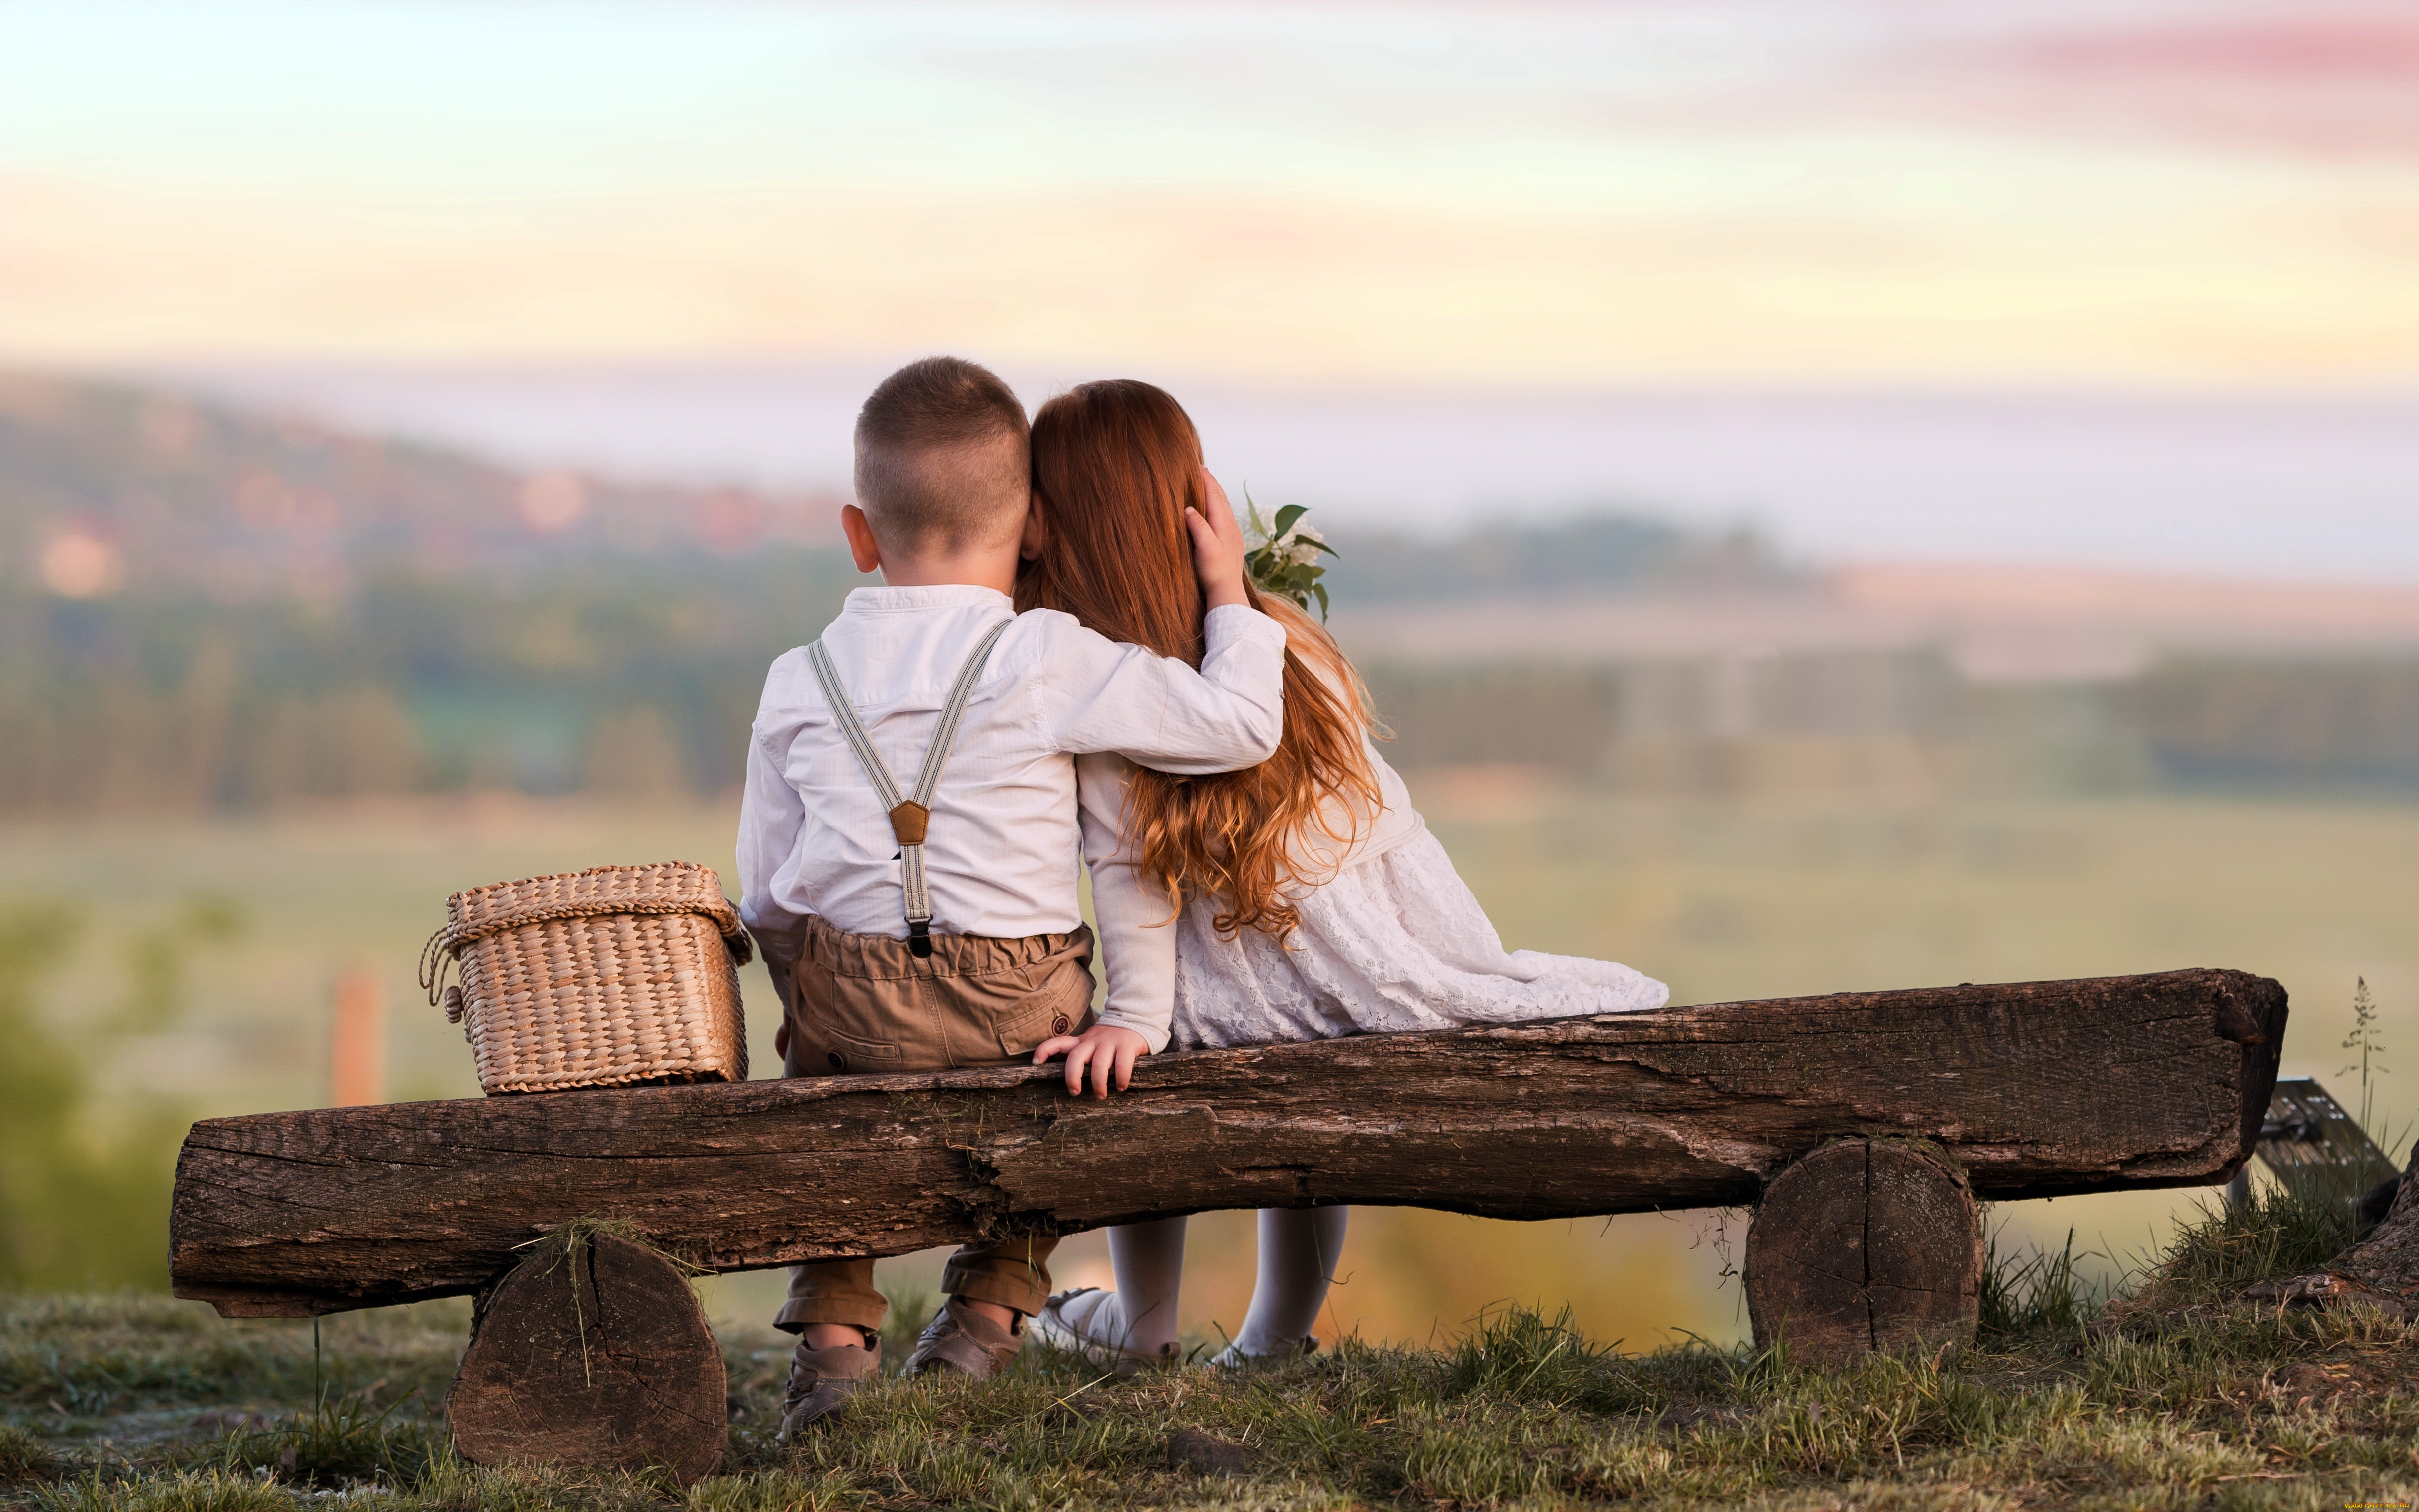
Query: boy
737 356 1284 1435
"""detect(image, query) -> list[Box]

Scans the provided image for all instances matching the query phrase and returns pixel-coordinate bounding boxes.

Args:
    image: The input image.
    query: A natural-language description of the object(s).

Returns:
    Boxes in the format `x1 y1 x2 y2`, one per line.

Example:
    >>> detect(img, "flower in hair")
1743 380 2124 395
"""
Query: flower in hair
1243 491 1338 620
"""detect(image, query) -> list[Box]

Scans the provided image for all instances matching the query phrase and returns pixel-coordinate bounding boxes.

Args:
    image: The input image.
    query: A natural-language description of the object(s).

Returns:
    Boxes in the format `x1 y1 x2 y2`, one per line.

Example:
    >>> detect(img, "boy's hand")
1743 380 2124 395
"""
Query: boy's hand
1033 1023 1150 1099
1186 468 1250 611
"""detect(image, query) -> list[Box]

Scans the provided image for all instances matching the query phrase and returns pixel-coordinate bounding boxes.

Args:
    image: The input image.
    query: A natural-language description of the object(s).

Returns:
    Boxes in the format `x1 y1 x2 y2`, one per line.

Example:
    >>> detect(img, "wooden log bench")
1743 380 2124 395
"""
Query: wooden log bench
169 967 2286 1480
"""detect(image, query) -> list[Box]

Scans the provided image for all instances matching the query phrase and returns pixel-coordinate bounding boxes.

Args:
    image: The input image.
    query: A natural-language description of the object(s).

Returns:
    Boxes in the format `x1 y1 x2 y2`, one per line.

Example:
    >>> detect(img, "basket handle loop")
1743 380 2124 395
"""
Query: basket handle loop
419 923 462 1011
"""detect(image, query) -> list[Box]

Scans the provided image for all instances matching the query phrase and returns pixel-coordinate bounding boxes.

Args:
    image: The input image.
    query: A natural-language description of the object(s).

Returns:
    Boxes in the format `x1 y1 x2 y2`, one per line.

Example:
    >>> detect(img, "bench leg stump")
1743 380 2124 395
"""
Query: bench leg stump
1744 1138 1982 1364
446 1233 725 1486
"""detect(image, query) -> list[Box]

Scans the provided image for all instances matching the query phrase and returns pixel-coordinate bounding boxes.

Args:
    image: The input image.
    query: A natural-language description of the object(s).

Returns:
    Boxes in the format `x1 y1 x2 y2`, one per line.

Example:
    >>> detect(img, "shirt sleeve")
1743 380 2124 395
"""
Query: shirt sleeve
736 683 811 1016
1077 751 1176 1053
1035 603 1288 773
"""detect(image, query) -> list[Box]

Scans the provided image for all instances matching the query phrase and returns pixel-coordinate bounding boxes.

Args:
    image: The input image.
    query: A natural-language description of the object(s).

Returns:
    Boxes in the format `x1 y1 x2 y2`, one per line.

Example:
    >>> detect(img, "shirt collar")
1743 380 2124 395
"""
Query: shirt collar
841 584 1014 615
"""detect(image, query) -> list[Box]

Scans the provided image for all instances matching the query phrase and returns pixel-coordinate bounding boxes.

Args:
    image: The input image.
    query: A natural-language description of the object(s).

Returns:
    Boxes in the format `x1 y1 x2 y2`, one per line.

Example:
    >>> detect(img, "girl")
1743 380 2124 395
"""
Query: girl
1020 380 1668 1370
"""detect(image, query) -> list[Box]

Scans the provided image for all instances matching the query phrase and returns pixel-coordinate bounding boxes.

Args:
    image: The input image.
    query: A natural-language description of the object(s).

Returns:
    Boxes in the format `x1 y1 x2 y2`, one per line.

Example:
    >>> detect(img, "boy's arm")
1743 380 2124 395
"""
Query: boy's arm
1035 464 1285 772
735 705 810 1028
1035 604 1289 773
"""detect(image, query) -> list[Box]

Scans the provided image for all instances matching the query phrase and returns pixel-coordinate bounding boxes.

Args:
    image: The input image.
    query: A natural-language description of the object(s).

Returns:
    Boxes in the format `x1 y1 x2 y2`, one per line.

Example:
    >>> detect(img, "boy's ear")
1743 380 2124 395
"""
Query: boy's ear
841 504 883 575
1017 490 1047 563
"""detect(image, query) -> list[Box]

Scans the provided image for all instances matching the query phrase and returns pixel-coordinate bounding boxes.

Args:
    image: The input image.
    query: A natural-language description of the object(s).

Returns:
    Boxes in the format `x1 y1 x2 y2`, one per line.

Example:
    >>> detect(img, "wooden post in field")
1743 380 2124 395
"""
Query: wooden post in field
330 968 385 1108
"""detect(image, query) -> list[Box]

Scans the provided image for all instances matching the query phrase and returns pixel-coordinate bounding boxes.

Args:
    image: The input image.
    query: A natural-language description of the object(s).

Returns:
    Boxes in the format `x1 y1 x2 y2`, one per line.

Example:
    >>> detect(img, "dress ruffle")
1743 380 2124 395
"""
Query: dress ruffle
1168 826 1668 1051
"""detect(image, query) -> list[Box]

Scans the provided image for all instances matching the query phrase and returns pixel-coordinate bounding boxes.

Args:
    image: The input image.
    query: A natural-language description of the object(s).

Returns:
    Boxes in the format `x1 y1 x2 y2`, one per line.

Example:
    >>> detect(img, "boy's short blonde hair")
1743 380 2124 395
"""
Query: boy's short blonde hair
854 357 1030 552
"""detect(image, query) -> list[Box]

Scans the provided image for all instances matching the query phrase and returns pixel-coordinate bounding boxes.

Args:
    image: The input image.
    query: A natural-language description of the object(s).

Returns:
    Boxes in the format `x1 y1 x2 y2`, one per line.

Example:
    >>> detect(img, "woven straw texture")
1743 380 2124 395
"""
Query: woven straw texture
428 862 752 1095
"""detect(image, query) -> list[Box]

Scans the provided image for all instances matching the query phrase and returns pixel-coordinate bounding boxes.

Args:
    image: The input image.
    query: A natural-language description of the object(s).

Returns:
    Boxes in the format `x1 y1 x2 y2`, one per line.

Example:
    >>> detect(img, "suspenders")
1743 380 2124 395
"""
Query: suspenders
805 620 1013 958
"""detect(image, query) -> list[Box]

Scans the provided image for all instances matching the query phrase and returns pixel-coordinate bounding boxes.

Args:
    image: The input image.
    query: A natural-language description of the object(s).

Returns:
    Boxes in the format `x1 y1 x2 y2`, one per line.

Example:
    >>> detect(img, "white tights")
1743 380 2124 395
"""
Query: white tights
1073 1207 1348 1358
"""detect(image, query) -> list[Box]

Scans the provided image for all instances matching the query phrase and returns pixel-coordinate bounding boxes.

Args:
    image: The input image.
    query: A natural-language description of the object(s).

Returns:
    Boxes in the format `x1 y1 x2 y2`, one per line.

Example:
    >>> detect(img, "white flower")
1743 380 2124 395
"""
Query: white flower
1273 522 1326 569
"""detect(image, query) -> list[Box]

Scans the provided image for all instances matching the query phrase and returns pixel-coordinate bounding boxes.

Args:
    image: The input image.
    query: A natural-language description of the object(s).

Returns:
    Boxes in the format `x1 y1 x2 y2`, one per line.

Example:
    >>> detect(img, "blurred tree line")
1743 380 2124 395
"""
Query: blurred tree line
1336 514 1775 601
1361 655 2419 796
10 566 2419 814
2128 659 2419 792
0 552 858 812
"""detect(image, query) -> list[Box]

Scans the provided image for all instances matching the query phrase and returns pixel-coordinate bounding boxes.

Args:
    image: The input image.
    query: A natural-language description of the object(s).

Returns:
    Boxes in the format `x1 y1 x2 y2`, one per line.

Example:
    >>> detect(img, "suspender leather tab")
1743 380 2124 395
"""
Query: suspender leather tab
887 801 931 848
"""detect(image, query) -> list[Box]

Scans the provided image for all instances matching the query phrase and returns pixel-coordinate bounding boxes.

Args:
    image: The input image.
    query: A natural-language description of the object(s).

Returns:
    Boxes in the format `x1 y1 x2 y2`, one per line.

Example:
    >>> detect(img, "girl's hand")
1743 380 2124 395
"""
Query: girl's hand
1186 468 1250 610
1033 1023 1151 1099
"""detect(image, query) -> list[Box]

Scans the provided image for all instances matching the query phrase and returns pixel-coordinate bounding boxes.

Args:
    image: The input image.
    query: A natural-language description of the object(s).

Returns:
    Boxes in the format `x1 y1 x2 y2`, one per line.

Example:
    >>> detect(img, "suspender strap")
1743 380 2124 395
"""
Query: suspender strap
805 619 1012 958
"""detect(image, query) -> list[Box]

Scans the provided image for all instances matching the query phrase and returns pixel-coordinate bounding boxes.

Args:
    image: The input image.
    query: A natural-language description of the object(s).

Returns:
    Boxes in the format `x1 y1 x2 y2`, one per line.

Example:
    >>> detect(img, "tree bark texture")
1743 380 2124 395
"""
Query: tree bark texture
2333 1163 2419 1302
1746 1139 1982 1362
2241 1157 2419 1316
447 1234 725 1487
171 968 2285 1318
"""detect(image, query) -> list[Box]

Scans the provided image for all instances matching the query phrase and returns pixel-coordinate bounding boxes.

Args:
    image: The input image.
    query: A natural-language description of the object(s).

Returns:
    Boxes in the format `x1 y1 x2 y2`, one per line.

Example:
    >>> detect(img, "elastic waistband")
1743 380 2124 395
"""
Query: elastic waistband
798 911 1094 981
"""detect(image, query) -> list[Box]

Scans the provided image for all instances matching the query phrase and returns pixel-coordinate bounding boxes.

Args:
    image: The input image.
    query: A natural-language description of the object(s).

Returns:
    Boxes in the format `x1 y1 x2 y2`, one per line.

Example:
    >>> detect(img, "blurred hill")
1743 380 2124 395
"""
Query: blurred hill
0 371 844 600
4 370 2418 812
0 373 860 805
0 371 1787 603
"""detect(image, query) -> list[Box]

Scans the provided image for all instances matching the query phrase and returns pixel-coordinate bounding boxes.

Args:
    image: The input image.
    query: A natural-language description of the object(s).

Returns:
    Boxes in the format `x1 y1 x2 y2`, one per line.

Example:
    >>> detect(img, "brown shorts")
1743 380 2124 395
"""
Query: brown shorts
776 914 1097 1332
782 912 1097 1076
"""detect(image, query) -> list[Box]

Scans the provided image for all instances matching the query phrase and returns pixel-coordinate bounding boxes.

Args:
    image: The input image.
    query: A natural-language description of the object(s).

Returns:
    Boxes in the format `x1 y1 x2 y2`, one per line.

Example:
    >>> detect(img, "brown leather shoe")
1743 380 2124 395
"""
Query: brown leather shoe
777 1336 879 1439
902 1297 1023 1379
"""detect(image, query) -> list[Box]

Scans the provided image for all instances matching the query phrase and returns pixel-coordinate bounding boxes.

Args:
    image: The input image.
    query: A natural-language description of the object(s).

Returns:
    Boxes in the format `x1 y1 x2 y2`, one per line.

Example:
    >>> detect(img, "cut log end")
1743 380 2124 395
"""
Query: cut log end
447 1234 725 1487
1745 1138 1982 1363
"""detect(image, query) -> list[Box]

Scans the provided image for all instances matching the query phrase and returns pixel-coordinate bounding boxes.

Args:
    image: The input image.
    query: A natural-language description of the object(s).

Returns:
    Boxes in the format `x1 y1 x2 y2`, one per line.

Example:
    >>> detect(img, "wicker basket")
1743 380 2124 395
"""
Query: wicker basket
419 862 753 1095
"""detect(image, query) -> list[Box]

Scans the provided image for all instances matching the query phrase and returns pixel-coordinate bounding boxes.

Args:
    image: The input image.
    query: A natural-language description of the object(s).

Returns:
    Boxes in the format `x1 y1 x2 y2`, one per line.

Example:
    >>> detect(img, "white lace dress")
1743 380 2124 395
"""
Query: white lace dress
1161 821 1666 1049
1077 745 1668 1052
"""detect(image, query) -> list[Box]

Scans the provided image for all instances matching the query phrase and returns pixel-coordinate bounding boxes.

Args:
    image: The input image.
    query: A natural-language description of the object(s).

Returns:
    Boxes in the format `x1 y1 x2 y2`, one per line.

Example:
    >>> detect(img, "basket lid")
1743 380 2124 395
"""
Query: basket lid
421 863 753 1005
447 861 740 934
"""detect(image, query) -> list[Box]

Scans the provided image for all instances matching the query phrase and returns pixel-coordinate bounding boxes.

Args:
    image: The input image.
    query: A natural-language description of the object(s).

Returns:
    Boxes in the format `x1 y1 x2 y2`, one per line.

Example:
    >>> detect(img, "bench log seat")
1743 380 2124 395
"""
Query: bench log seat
172 967 2286 1322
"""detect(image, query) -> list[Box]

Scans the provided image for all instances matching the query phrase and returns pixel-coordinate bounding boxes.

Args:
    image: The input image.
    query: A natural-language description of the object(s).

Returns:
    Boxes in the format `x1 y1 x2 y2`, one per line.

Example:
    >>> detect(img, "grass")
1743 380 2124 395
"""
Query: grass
8 1196 2419 1512
180 1390 441 1490
1976 1225 2107 1340
2143 1187 2375 1306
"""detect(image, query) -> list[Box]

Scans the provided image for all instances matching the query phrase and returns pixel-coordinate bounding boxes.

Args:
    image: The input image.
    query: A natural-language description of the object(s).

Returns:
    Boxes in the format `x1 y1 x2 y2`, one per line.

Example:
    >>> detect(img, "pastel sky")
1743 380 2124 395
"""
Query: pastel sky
3 0 2418 386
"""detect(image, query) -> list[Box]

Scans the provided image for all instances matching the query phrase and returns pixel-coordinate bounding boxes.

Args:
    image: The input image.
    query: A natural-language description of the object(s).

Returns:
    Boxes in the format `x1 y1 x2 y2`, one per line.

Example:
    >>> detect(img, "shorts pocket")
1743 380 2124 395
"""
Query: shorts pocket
811 1028 901 1077
790 959 915 1075
990 962 1095 1059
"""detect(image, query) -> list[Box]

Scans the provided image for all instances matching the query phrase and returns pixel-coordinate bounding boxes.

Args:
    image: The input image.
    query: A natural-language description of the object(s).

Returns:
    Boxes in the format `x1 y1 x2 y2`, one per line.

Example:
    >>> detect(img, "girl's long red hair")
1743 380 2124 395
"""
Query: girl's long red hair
1017 379 1378 938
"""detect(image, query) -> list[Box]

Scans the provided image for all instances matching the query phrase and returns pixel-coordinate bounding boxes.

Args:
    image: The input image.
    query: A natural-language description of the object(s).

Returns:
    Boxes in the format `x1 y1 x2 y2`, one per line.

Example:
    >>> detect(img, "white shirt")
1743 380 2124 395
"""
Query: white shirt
738 585 1288 977
1078 725 1424 1052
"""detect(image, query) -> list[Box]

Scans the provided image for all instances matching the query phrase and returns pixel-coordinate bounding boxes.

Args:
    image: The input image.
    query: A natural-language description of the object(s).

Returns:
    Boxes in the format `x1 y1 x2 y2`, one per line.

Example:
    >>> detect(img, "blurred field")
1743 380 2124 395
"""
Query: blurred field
4 770 2413 1351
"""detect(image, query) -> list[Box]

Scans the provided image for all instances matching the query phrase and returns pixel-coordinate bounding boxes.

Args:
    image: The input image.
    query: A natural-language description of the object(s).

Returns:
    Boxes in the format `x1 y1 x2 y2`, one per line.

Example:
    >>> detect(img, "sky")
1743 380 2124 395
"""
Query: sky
3 0 2416 576
5 0 2418 387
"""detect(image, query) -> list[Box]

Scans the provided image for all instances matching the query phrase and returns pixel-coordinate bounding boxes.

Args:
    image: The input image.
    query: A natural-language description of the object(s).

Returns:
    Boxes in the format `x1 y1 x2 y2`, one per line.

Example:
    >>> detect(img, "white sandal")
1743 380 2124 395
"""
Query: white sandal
1032 1287 1180 1377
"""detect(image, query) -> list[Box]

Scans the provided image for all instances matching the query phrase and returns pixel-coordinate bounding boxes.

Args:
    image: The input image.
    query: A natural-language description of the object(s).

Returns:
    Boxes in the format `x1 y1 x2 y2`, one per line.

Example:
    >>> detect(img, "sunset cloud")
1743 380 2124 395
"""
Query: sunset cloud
1876 8 2419 160
2 0 2414 386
